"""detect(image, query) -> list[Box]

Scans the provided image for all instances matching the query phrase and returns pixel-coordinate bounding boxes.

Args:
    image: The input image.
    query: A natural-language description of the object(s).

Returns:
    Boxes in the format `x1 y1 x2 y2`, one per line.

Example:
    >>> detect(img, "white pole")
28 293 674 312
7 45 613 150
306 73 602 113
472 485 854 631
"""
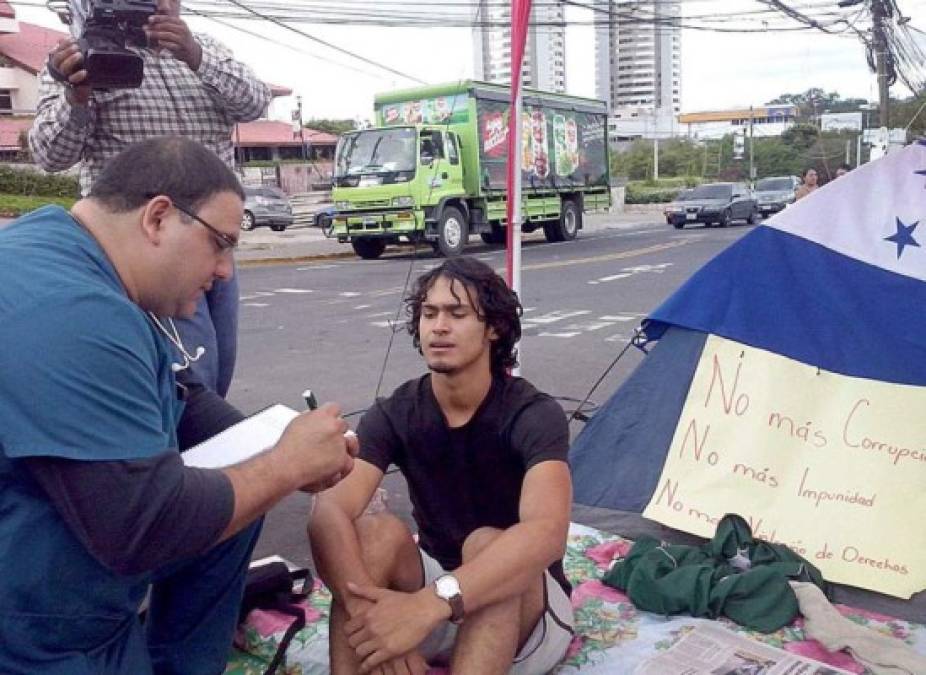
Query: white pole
653 136 659 181
511 86 523 376
856 133 862 168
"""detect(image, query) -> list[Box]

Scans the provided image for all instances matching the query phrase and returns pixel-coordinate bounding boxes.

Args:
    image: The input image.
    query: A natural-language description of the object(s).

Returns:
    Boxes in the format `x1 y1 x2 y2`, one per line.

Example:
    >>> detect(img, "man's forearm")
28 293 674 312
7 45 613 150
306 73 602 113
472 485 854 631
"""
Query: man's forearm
29 75 91 171
219 448 300 541
196 37 270 122
309 501 380 613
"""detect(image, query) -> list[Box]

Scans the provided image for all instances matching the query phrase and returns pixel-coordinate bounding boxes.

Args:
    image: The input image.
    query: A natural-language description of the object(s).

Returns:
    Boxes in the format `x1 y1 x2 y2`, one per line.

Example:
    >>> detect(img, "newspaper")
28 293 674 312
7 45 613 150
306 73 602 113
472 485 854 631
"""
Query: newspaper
634 623 853 675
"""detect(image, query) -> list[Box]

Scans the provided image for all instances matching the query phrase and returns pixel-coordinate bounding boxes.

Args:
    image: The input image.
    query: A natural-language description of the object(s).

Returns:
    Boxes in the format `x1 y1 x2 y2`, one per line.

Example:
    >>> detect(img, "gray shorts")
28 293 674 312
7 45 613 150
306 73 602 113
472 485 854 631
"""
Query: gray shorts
417 548 575 675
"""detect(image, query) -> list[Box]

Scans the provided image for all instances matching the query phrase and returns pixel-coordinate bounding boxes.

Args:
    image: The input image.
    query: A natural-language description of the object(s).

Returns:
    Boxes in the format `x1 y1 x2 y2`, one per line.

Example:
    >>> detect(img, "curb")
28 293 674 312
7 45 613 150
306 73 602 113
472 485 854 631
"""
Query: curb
237 249 357 267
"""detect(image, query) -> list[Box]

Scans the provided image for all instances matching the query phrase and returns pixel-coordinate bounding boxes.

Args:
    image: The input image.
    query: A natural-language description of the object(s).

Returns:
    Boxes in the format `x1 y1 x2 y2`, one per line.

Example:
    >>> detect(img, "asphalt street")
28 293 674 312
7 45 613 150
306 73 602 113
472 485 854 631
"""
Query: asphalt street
231 218 756 566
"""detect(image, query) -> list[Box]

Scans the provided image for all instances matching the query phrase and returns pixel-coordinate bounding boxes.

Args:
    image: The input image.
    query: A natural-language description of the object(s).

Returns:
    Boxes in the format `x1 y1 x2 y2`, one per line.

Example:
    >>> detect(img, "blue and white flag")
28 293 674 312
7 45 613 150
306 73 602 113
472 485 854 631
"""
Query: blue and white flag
646 141 926 386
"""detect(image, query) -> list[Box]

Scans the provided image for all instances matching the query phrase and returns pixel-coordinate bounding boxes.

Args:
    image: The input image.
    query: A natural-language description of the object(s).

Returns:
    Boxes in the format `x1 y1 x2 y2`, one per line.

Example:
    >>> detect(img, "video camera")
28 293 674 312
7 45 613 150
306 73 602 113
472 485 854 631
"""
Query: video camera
49 0 157 89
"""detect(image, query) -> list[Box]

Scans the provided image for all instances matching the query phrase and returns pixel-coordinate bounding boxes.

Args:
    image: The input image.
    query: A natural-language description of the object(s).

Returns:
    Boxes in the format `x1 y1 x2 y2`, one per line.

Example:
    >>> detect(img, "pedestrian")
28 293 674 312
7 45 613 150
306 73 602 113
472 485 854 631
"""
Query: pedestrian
29 0 271 397
0 137 357 675
795 168 818 200
309 256 574 675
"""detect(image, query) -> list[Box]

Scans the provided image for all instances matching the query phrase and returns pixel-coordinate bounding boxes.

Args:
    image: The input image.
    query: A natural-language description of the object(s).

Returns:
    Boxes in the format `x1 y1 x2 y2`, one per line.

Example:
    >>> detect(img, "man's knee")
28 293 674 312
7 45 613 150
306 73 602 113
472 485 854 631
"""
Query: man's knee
355 513 415 578
461 527 503 563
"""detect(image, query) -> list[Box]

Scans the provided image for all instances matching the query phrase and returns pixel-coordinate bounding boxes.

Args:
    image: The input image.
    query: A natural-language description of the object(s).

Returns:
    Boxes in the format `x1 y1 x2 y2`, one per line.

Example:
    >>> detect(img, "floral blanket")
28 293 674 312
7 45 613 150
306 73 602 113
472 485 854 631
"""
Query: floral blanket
225 523 926 674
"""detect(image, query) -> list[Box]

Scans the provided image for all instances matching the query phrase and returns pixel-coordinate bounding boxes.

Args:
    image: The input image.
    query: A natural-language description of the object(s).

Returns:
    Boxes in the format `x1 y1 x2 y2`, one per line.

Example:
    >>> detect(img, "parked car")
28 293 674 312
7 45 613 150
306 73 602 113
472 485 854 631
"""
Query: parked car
242 187 293 232
664 182 760 229
754 175 800 216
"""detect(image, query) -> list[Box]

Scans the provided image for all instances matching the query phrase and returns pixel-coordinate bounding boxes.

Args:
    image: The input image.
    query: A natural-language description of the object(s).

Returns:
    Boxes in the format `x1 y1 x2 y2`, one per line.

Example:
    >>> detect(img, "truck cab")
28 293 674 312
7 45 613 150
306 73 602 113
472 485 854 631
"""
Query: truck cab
331 125 467 259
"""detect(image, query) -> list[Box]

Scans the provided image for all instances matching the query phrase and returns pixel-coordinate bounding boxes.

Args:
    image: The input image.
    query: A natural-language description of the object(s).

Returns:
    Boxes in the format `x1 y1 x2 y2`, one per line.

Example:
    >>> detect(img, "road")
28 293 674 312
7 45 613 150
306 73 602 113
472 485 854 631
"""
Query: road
228 219 755 565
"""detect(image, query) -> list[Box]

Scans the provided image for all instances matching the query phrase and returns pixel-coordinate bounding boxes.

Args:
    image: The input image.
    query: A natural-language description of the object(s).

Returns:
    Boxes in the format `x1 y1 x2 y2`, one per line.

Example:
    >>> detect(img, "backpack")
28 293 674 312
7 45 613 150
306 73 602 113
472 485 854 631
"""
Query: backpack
239 561 313 675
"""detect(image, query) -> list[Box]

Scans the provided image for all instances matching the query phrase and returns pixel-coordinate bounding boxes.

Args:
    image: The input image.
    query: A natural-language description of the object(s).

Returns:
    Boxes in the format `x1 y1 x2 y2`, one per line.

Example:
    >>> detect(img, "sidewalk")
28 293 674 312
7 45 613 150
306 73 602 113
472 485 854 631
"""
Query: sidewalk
236 207 666 266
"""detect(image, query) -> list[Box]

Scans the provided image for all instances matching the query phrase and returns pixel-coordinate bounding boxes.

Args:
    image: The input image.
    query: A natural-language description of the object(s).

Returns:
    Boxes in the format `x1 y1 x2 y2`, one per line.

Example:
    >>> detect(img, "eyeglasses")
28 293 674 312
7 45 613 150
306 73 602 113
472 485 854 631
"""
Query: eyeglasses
172 202 238 253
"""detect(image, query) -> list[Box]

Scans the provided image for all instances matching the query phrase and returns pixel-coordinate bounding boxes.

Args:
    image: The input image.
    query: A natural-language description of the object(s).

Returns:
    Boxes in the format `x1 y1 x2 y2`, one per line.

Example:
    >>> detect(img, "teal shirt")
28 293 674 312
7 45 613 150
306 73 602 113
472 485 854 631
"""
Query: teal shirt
0 206 184 670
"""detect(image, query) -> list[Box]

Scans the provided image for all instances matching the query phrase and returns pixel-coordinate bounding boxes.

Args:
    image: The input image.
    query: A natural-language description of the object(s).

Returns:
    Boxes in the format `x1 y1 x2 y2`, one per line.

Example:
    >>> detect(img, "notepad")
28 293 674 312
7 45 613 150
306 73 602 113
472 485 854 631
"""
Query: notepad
182 404 299 469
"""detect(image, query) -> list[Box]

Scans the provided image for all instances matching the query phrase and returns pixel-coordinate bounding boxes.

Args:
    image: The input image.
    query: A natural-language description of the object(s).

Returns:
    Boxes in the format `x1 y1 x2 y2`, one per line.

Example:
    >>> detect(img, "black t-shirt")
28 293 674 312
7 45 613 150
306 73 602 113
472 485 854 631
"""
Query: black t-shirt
357 374 571 594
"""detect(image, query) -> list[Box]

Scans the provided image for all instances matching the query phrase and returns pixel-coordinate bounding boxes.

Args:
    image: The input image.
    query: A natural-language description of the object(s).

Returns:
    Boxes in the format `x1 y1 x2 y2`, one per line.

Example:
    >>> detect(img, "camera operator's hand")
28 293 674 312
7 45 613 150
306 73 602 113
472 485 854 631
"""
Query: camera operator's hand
145 15 203 71
49 39 91 107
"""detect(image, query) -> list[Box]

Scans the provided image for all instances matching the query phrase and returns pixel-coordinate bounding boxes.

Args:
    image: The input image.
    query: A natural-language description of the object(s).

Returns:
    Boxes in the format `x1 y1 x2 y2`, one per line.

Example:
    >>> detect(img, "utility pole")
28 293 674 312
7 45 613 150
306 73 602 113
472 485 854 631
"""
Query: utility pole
872 0 890 128
654 136 659 181
748 106 755 184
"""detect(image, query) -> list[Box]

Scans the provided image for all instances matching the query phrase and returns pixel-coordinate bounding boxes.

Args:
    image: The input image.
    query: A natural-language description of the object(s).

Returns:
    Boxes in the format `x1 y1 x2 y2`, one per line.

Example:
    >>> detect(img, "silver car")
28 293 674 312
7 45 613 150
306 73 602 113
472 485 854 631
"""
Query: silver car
754 176 800 216
242 187 294 232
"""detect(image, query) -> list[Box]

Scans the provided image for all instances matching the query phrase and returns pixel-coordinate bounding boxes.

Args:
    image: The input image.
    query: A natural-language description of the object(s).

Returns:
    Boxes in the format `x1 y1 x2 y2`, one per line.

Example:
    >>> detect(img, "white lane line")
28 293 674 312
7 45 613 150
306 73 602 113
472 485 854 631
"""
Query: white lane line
354 304 372 310
339 291 362 297
562 321 616 332
274 288 314 294
365 311 394 318
537 331 581 338
598 314 641 322
523 310 591 325
296 264 339 270
242 302 269 308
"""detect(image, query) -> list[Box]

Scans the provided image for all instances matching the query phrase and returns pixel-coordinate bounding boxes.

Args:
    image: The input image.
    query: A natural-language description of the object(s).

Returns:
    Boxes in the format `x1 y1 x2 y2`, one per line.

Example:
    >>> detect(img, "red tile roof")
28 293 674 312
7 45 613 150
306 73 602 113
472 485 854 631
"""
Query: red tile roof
0 21 68 74
0 116 34 150
268 83 292 98
0 2 14 19
233 120 337 147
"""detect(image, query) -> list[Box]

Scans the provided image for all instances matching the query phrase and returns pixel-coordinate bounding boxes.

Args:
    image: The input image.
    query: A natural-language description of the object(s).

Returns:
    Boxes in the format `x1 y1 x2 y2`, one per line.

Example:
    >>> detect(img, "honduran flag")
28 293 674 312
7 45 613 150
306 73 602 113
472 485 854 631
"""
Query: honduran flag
646 139 926 385
569 142 926 603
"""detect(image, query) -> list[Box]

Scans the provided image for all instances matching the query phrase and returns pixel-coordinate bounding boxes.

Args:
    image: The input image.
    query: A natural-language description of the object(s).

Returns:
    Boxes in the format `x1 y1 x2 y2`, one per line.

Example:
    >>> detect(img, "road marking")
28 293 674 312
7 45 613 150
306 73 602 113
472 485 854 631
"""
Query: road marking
523 310 591 325
242 302 269 308
510 239 691 273
339 291 362 297
365 311 394 318
588 263 673 285
296 264 339 270
537 331 581 338
354 304 372 310
274 288 314 294
599 314 642 322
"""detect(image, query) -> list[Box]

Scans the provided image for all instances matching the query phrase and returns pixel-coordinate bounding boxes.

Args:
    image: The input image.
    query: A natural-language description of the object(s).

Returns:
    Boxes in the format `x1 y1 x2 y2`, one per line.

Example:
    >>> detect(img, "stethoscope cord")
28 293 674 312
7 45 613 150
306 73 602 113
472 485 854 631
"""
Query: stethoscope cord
147 312 205 373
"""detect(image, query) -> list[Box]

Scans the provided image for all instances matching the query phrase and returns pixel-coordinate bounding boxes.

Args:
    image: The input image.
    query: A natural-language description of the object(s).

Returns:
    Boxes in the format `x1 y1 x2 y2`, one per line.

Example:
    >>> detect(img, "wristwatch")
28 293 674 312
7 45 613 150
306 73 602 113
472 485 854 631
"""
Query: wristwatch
433 574 464 624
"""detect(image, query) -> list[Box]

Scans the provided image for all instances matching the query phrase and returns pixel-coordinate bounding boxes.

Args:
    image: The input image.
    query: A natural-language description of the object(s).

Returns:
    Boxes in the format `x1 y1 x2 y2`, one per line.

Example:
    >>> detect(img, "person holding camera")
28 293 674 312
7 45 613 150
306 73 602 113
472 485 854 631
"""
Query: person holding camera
29 0 272 399
0 137 357 674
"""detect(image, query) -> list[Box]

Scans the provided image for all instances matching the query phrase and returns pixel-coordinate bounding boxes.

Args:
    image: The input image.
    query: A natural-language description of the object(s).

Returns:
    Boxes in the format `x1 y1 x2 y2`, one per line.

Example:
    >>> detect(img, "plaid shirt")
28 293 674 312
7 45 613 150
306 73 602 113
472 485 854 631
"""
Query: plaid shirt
29 33 271 195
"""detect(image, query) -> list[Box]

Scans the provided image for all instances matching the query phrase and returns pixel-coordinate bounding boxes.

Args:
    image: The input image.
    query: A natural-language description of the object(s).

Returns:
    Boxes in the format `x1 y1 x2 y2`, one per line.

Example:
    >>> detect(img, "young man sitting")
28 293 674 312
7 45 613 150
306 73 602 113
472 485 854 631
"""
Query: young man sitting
309 256 573 675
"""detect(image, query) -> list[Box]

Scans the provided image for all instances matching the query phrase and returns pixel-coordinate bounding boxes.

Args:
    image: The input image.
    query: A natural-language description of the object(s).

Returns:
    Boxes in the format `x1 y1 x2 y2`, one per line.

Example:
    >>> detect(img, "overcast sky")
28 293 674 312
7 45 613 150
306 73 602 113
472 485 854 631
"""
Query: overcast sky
13 1 926 123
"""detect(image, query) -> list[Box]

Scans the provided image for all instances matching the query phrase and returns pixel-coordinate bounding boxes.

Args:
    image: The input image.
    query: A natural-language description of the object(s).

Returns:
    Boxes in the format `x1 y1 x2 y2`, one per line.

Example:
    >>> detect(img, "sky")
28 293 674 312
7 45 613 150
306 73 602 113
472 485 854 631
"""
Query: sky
12 1 926 124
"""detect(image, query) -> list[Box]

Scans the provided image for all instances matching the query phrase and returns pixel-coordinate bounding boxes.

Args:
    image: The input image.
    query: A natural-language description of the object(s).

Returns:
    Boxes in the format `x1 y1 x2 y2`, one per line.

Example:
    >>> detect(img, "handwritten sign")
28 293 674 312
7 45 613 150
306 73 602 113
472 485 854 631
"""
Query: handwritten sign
643 335 926 598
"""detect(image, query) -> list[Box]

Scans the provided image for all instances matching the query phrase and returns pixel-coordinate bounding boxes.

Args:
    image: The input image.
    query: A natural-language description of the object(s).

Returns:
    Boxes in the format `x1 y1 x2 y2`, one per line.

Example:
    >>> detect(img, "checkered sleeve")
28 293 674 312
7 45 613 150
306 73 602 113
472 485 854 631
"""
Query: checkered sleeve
195 34 270 123
28 68 95 173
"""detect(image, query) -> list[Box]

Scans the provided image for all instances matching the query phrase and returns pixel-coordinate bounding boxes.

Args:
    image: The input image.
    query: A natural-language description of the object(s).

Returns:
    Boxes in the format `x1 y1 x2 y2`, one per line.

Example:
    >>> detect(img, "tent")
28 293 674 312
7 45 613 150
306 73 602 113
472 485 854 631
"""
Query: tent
570 140 926 622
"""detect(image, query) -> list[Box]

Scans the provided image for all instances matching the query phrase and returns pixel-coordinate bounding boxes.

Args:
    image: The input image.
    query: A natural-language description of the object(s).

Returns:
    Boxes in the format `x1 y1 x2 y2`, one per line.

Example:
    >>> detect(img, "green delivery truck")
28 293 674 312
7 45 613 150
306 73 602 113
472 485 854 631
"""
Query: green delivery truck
330 80 610 259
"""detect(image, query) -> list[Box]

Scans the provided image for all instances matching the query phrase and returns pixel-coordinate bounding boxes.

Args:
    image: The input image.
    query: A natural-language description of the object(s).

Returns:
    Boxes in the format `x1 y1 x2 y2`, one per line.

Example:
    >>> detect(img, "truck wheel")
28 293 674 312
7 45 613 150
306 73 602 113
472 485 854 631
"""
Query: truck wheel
351 238 386 260
719 209 731 228
545 200 580 242
480 224 505 245
747 207 760 225
437 206 468 257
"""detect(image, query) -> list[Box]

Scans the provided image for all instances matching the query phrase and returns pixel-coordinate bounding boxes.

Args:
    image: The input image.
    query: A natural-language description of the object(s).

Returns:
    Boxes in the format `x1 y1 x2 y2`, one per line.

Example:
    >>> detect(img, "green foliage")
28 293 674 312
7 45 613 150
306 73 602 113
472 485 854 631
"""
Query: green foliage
625 182 683 204
0 166 78 198
304 118 356 135
0 193 75 216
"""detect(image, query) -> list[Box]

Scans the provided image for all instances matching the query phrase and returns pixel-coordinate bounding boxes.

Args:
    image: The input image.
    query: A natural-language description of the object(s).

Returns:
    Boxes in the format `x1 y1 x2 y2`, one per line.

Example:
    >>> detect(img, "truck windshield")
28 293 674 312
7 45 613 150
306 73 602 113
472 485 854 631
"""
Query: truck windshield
688 184 732 200
335 128 417 177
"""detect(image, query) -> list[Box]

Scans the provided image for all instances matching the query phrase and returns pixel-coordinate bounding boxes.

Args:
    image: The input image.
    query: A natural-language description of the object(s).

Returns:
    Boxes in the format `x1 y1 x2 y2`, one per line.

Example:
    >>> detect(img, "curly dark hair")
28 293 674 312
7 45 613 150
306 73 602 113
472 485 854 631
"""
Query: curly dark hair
406 256 522 375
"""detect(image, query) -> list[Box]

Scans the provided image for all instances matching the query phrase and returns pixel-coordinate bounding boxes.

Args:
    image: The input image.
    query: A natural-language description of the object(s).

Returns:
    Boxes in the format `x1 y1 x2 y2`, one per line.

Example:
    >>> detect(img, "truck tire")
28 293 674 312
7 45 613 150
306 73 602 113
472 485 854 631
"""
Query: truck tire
544 200 580 242
241 210 256 231
437 206 468 257
480 224 505 245
351 238 386 260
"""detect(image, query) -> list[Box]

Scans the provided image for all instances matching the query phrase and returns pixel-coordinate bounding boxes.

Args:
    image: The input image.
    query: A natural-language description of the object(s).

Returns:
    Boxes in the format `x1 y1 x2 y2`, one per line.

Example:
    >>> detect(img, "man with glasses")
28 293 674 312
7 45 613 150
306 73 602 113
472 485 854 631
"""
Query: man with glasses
30 0 271 399
0 137 358 674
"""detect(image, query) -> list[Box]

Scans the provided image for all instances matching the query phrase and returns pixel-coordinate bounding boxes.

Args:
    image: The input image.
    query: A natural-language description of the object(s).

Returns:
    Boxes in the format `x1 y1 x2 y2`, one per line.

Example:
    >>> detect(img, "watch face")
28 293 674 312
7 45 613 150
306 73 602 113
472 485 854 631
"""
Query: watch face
435 575 461 598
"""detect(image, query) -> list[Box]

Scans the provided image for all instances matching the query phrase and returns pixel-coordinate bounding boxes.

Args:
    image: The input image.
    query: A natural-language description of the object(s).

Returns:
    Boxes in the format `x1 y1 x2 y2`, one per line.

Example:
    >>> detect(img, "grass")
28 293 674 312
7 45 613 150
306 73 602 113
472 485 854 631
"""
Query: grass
0 193 76 218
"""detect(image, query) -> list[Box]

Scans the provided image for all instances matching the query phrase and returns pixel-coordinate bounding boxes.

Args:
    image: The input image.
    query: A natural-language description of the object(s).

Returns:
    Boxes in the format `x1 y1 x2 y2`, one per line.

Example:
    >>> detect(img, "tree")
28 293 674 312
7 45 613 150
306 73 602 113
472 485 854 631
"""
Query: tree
304 118 356 135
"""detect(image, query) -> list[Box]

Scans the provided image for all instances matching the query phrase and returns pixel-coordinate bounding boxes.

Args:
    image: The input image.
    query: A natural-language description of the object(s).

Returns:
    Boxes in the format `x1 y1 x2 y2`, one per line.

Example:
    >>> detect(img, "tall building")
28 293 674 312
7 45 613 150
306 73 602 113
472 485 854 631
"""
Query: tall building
594 0 681 137
472 1 567 93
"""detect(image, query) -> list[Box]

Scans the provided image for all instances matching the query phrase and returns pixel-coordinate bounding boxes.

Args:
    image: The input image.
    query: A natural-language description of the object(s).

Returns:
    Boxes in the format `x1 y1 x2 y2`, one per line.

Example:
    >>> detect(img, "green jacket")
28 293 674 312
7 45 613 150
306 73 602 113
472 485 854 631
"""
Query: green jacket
602 514 829 632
